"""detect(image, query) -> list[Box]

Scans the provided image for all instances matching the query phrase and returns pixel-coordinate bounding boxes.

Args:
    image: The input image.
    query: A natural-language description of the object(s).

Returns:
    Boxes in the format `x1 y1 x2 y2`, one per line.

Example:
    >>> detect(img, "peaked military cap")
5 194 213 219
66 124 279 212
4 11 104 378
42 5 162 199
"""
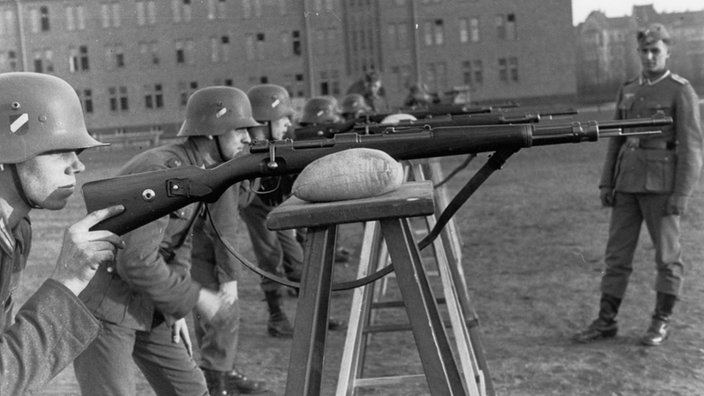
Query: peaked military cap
637 23 671 45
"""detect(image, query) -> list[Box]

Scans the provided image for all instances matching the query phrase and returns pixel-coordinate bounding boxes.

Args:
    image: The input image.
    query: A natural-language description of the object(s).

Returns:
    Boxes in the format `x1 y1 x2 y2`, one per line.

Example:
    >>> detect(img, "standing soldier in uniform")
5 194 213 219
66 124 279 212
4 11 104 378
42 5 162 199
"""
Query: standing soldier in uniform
75 87 258 395
242 86 346 338
0 72 125 394
573 23 704 346
346 71 389 114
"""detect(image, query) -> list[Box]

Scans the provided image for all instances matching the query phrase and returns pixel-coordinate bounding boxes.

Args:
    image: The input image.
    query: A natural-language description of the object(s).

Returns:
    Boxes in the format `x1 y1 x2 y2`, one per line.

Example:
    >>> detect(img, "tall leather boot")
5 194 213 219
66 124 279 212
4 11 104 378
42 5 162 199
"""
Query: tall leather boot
573 293 621 343
202 367 228 396
265 290 294 338
641 292 676 346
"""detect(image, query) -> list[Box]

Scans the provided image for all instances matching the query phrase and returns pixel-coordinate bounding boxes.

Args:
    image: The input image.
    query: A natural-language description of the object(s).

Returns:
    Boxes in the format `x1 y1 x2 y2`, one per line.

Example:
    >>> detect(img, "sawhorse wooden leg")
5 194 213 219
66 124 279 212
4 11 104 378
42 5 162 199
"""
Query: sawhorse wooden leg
285 225 337 396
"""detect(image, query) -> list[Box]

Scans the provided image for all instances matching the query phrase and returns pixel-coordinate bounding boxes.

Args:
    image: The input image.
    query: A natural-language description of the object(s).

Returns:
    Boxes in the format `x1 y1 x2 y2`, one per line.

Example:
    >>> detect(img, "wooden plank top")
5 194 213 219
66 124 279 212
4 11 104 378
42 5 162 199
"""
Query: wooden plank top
266 181 436 230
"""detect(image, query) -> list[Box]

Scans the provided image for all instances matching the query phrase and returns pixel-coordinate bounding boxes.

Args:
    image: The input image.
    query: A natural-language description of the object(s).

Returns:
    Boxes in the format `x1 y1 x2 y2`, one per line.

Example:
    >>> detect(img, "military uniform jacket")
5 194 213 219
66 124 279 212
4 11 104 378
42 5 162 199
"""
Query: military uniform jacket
600 71 704 196
1 280 100 395
0 215 31 331
80 140 205 331
192 183 242 285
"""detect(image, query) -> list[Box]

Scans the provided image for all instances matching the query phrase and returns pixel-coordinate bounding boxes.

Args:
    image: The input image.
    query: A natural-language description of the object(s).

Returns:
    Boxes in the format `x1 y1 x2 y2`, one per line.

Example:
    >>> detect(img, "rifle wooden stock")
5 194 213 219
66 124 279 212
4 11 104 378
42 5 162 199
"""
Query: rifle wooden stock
83 117 672 235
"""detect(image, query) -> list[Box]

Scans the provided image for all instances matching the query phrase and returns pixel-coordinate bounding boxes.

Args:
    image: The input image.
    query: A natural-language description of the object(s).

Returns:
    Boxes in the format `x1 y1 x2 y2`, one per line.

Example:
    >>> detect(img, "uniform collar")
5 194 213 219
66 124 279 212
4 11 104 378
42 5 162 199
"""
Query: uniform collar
640 70 670 86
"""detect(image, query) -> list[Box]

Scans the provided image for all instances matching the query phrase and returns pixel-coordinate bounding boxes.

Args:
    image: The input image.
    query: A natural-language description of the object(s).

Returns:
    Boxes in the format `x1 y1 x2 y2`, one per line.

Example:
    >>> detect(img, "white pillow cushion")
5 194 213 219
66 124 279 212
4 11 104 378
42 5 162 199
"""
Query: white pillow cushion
292 148 404 202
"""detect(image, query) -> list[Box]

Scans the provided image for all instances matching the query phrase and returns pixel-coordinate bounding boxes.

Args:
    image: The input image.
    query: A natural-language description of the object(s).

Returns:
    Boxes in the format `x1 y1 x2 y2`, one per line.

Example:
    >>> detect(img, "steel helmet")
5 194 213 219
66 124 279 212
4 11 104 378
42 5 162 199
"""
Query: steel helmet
178 86 260 137
299 96 341 124
0 72 106 164
247 84 295 122
340 93 371 115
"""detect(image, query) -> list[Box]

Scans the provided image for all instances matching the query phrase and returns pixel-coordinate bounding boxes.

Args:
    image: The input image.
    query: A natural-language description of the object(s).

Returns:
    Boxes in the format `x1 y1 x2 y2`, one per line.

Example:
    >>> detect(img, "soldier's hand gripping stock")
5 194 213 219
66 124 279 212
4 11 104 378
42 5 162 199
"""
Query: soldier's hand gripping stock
52 205 126 295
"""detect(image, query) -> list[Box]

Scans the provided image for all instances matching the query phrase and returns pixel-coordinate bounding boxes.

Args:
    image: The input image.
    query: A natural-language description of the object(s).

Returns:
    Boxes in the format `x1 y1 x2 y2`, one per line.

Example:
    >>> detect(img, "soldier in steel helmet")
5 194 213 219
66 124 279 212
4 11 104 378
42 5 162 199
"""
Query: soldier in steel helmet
340 93 371 121
0 72 124 394
74 86 258 395
244 86 346 338
188 87 270 393
574 23 704 346
297 95 342 127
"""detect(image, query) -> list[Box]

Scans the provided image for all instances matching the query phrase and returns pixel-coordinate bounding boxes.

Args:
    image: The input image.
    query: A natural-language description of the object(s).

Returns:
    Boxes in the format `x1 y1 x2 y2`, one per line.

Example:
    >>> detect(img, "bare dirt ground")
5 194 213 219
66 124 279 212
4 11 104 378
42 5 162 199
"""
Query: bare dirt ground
18 111 704 395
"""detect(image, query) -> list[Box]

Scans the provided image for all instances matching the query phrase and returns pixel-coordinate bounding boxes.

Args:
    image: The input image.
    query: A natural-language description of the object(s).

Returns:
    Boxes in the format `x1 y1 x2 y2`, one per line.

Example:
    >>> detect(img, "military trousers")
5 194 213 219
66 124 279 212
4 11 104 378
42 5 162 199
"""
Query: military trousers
600 192 684 298
73 319 208 396
239 195 303 292
191 257 240 372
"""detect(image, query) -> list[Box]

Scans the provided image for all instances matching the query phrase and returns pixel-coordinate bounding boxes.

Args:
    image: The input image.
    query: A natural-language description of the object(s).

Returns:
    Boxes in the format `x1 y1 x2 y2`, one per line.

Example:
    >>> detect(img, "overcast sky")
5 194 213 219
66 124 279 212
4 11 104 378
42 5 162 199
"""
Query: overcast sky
572 0 704 25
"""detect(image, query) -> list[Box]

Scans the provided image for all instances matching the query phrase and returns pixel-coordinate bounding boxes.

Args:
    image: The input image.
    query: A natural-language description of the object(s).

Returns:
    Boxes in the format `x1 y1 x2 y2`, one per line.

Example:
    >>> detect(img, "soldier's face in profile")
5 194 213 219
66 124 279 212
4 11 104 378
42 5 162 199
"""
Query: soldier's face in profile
17 150 85 210
270 116 292 141
638 40 670 75
218 128 251 160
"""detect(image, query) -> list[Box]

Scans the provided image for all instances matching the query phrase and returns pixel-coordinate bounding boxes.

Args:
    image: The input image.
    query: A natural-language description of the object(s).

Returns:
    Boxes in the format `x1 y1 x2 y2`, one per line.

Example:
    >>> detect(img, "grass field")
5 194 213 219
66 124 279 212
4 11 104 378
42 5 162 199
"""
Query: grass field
19 109 704 395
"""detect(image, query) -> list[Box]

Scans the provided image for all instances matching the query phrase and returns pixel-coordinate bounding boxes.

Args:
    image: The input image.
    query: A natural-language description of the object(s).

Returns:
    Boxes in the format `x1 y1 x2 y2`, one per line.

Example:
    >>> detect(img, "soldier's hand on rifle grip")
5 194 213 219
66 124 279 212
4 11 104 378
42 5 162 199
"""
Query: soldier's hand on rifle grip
666 193 687 215
52 205 126 295
600 187 615 207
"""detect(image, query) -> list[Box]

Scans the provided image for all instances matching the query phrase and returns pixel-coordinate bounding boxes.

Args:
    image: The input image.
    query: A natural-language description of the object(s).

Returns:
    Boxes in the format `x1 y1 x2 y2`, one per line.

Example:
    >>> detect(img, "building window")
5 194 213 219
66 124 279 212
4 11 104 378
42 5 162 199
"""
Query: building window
498 58 508 82
172 0 191 23
495 15 505 40
293 30 301 56
470 18 480 42
496 14 516 40
256 33 265 60
179 81 198 106
29 8 39 33
108 86 129 112
434 19 444 45
144 84 164 109
40 6 50 32
425 62 447 93
509 57 519 82
424 21 432 46
175 40 186 64
32 49 53 73
459 18 468 43
506 14 516 40
105 44 125 69
78 89 94 114
136 1 157 25
207 0 227 19
6 51 18 71
319 69 341 96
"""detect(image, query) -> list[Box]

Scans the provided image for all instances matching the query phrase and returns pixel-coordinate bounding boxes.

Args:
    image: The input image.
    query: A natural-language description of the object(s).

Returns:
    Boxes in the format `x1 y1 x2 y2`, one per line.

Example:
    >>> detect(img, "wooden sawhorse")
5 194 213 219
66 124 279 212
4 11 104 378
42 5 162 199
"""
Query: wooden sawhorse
267 181 468 395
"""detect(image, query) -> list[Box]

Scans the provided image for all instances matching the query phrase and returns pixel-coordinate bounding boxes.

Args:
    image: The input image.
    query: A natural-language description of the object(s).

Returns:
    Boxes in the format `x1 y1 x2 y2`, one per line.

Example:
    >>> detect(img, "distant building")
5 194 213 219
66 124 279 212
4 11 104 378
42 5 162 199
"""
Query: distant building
576 4 704 101
0 0 576 135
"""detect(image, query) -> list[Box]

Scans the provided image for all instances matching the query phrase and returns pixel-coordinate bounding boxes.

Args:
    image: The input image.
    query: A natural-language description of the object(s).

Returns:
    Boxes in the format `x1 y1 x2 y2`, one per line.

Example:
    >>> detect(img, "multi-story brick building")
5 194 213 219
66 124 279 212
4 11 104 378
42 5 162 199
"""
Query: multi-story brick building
576 4 704 101
0 0 576 135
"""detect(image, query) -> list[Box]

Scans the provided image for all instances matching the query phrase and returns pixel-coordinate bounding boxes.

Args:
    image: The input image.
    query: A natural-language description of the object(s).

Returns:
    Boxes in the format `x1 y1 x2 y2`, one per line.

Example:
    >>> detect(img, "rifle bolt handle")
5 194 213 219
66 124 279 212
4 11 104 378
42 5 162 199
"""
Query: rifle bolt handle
142 189 156 201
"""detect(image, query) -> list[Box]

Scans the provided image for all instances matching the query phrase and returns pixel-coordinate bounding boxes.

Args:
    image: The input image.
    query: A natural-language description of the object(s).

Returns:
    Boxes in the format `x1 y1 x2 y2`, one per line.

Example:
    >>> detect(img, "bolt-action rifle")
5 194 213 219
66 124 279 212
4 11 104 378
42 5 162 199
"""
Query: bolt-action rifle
83 117 670 235
295 108 578 140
